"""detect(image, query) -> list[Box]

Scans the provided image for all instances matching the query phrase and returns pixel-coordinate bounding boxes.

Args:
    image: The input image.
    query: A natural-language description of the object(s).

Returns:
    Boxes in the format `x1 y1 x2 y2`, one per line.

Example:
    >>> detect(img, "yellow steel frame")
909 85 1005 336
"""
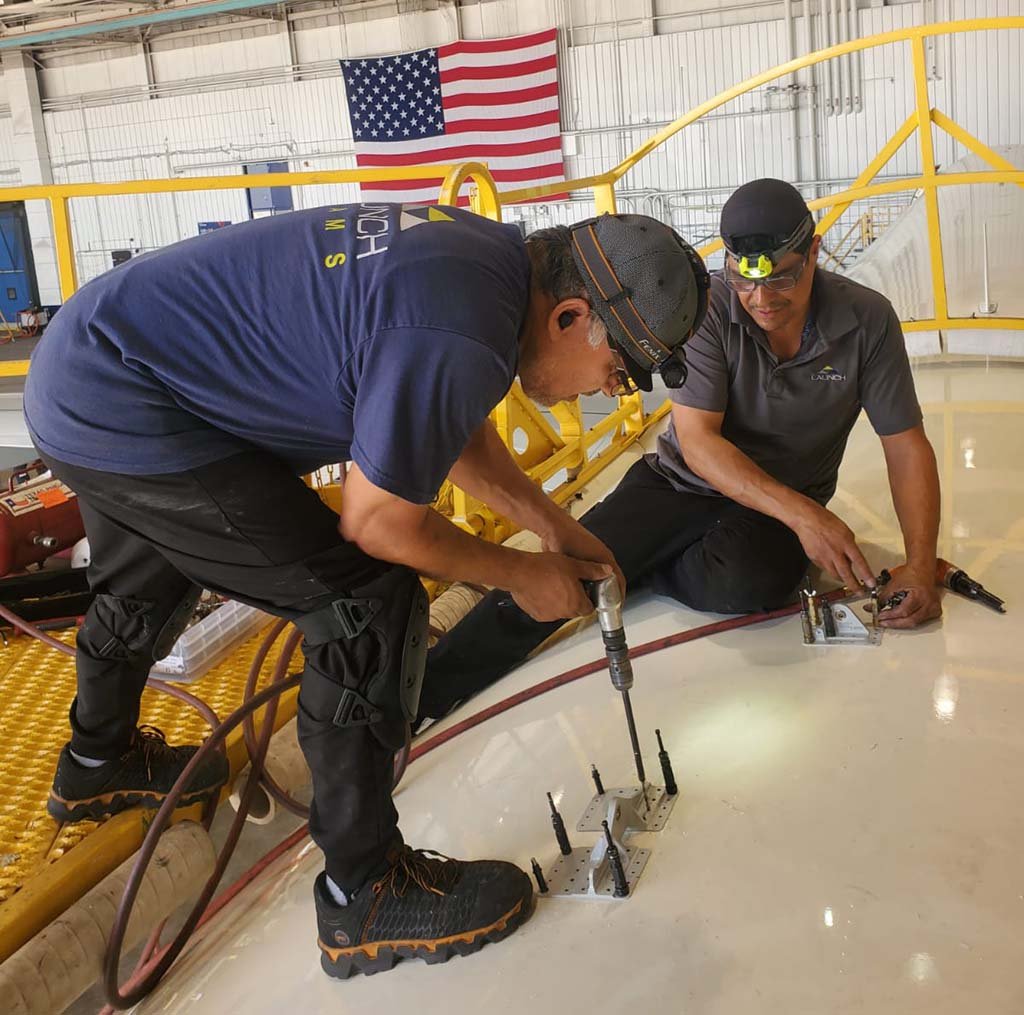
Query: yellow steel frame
498 17 1024 336
0 17 1021 959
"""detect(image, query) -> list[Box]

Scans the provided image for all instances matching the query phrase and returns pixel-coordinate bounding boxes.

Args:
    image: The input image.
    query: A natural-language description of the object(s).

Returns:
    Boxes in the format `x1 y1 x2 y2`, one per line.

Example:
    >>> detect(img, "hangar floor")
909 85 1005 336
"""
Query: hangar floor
128 361 1022 1015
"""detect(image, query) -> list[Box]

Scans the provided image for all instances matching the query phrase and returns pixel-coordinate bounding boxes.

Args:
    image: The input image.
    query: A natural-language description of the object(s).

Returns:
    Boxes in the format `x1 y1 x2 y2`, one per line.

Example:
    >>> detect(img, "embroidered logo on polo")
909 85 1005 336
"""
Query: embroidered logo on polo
810 364 846 382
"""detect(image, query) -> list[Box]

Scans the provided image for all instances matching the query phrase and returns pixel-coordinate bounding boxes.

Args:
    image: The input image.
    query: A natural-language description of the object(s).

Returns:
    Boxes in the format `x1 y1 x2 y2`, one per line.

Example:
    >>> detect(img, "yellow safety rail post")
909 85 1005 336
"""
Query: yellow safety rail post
910 35 949 324
0 165 462 376
49 196 77 301
438 161 501 221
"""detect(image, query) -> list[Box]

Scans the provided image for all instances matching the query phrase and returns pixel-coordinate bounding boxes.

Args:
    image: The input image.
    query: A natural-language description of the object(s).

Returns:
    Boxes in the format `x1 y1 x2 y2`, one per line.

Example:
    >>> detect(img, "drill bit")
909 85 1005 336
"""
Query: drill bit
620 689 646 786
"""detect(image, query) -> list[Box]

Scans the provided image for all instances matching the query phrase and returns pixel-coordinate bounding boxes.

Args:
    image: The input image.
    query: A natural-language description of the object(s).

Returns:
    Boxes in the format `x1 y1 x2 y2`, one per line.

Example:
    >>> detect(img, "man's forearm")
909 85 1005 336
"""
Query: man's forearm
448 420 566 540
345 496 533 590
683 431 816 529
884 430 940 570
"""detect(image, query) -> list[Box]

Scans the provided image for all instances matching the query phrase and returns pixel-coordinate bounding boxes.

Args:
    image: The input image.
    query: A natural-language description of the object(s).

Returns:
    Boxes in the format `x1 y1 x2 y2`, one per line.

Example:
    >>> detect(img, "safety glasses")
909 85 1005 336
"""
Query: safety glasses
725 256 808 293
609 348 639 397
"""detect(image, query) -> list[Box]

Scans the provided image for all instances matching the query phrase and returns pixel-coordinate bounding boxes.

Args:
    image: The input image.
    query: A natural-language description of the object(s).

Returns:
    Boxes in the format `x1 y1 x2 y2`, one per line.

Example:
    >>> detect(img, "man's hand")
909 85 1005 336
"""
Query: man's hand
510 552 611 622
541 517 626 598
793 502 875 591
868 563 942 629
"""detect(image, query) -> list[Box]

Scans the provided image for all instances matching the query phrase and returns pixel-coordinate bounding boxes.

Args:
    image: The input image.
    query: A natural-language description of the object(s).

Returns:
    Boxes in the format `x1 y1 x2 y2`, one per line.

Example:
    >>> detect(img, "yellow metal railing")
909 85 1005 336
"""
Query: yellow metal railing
499 16 1024 337
0 163 501 377
0 18 1020 535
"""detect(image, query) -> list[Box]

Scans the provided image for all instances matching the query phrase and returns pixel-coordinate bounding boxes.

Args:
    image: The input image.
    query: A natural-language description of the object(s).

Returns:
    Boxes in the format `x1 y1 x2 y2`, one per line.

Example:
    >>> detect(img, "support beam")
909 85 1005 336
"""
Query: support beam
931 108 1024 192
1 50 60 305
911 34 949 322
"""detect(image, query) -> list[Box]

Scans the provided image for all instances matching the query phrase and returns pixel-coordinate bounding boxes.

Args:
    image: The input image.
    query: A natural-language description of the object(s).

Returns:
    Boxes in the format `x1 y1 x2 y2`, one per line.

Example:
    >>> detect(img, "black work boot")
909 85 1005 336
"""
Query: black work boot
47 725 229 823
315 846 535 978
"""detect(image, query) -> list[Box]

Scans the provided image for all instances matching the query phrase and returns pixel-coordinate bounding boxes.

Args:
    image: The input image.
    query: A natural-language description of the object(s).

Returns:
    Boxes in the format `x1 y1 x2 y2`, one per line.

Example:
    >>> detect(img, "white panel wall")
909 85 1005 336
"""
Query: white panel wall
0 115 19 185
0 0 1016 287
150 22 288 82
39 43 149 97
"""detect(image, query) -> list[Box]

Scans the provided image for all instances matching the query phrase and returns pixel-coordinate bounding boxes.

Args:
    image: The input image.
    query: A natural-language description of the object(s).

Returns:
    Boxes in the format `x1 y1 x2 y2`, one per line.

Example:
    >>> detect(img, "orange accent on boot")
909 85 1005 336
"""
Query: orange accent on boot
318 897 526 962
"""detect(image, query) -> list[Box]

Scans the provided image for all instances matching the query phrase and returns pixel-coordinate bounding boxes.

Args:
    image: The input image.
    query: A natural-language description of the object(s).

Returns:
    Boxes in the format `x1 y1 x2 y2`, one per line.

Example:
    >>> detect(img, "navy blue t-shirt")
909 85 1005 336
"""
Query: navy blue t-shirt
25 204 528 503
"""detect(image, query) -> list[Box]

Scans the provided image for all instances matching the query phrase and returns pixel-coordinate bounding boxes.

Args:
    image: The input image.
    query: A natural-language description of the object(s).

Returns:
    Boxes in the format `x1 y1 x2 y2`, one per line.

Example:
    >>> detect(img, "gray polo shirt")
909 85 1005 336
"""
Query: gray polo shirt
651 268 922 505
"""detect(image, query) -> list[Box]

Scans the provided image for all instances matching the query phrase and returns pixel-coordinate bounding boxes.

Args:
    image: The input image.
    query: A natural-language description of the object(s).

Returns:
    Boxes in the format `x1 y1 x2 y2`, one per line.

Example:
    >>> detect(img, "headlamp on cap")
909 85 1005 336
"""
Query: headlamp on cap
726 214 815 280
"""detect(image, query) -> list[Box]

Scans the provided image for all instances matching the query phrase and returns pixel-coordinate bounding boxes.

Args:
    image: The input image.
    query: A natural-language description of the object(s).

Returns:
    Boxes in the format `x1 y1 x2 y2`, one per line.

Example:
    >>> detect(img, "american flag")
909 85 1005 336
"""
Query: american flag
340 28 565 205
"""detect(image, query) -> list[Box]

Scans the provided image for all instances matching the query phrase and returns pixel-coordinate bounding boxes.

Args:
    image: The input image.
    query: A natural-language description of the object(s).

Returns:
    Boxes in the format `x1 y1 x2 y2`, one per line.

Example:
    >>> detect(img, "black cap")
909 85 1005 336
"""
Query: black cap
720 178 813 256
569 213 709 391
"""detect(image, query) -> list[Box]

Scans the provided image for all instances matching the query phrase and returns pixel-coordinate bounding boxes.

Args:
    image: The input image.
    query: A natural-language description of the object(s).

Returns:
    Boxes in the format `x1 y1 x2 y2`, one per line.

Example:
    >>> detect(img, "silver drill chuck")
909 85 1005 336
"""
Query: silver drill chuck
587 575 645 785
591 575 634 693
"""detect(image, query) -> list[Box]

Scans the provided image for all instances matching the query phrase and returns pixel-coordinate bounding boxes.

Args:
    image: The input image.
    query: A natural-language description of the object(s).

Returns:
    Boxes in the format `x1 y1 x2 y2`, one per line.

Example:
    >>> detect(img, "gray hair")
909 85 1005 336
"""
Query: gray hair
525 225 587 303
526 225 609 348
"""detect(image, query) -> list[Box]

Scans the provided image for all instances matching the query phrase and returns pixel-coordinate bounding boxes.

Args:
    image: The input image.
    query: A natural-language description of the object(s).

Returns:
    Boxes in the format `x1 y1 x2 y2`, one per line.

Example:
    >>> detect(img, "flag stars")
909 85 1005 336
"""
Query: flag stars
345 45 445 142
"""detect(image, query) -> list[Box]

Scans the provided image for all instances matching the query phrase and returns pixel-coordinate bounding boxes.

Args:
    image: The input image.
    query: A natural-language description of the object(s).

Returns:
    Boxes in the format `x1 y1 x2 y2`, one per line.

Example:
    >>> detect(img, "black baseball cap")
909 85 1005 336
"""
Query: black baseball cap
720 178 815 265
569 213 709 391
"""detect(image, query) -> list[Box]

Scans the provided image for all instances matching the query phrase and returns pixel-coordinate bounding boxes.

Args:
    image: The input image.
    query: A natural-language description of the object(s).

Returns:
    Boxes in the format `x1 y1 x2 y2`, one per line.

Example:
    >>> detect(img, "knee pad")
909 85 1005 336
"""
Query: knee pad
151 588 203 660
87 588 202 662
295 568 429 732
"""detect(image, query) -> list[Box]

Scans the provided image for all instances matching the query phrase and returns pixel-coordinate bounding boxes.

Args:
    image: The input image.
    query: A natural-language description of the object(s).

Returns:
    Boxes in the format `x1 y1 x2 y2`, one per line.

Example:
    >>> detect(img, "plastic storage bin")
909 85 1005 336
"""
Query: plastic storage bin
151 599 270 684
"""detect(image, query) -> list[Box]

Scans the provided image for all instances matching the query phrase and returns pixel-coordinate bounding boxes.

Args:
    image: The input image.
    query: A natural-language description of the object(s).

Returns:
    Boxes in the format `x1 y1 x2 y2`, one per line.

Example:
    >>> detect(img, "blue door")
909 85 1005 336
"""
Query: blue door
0 204 36 326
243 161 294 218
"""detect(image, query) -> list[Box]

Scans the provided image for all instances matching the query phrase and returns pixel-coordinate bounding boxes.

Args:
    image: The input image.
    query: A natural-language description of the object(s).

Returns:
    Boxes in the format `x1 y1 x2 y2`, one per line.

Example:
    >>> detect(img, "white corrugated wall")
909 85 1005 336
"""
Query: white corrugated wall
4 0 1019 287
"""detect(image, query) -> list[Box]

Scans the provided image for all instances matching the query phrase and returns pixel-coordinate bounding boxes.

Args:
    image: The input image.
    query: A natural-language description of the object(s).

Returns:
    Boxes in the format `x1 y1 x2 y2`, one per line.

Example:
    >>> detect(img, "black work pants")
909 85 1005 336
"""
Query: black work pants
420 457 808 720
42 450 404 893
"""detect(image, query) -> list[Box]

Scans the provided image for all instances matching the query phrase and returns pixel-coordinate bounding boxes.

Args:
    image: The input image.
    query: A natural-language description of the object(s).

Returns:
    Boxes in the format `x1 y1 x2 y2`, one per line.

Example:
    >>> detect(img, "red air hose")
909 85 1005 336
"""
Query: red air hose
0 590 847 1009
100 591 851 1011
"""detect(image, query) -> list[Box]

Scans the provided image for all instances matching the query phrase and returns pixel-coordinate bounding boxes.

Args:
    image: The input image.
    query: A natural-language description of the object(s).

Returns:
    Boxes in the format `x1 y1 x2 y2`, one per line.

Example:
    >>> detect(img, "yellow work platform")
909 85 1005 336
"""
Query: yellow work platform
0 620 298 961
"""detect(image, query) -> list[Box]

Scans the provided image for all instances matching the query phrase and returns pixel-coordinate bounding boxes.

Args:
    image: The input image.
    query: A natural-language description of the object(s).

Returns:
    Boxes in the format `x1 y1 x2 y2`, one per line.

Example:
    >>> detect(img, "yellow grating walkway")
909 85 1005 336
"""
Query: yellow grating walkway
0 621 291 907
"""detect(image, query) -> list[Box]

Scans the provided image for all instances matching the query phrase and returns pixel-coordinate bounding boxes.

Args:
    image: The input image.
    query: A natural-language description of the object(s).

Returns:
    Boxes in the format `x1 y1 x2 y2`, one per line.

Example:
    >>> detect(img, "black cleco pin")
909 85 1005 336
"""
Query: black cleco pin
655 728 678 797
547 791 572 855
530 857 549 894
602 819 629 898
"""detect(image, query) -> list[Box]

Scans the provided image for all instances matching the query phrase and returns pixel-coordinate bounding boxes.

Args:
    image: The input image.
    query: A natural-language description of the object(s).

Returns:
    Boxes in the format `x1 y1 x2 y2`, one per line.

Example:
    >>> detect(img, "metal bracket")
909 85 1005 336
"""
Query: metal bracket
546 795 651 899
802 595 882 647
576 782 677 834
